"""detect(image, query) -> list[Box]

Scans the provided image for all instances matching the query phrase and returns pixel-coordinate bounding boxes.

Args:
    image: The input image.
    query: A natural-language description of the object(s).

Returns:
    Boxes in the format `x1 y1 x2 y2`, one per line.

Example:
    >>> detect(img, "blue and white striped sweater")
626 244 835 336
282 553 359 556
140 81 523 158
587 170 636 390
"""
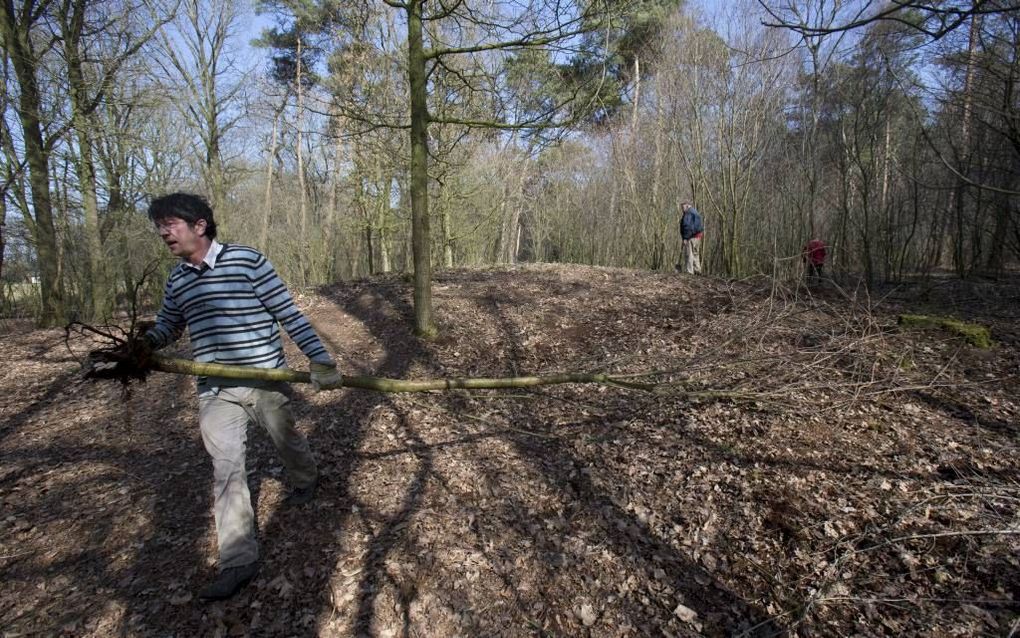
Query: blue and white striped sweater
147 243 333 388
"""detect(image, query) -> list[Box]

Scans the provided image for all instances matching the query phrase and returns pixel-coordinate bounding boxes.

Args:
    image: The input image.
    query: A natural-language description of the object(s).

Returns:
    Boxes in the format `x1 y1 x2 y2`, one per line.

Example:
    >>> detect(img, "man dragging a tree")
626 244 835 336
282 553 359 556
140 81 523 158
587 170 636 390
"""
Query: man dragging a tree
141 193 342 600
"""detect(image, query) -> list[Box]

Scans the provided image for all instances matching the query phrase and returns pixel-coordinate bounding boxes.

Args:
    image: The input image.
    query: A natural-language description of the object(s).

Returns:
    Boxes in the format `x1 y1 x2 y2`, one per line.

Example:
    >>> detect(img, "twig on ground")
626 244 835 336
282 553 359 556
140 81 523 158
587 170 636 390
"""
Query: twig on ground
854 529 1020 554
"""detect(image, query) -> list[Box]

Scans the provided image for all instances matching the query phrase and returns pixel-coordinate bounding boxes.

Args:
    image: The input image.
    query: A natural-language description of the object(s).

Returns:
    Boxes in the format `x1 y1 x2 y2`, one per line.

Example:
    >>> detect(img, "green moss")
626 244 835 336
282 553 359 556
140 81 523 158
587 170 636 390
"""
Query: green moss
898 314 993 348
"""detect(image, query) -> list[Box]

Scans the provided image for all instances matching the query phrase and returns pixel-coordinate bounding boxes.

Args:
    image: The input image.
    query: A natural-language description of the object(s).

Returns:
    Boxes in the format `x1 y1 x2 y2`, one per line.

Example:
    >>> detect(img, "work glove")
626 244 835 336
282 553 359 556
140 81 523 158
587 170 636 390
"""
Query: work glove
310 362 343 391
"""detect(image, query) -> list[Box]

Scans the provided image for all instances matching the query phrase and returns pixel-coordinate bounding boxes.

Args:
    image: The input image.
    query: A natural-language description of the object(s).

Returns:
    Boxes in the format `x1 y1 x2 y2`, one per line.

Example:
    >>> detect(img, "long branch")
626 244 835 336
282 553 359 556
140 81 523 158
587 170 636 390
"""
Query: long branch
151 354 657 393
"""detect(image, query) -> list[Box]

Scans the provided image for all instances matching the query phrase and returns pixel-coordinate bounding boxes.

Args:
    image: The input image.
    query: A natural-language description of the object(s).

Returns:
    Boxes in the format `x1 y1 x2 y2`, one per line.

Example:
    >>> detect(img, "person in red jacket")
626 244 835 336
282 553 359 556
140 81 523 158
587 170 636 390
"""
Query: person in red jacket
803 239 826 281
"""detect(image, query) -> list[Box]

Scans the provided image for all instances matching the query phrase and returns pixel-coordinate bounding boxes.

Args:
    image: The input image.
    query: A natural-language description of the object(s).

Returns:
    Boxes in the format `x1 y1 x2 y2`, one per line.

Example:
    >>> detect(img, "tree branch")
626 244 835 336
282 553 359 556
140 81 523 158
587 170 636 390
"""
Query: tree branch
758 0 1020 41
425 20 589 60
151 354 656 392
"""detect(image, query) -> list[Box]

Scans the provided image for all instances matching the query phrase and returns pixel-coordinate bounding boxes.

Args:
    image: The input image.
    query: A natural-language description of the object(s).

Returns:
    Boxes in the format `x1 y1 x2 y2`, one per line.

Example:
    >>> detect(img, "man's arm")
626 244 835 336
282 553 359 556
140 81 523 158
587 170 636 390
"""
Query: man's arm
145 277 186 349
249 254 335 366
680 212 692 239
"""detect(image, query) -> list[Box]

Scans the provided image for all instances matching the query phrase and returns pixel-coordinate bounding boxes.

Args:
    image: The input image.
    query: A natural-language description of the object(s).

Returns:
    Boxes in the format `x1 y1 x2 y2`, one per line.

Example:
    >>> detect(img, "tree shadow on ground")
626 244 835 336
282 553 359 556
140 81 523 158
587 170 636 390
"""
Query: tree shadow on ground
478 287 781 636
0 372 211 637
0 285 438 636
0 369 80 446
243 283 436 635
912 389 1019 437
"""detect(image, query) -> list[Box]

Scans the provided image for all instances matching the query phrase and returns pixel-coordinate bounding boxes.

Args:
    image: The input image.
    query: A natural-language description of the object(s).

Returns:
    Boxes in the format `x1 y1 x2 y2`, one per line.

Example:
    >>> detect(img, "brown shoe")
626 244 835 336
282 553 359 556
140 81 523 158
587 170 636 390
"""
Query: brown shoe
198 562 259 601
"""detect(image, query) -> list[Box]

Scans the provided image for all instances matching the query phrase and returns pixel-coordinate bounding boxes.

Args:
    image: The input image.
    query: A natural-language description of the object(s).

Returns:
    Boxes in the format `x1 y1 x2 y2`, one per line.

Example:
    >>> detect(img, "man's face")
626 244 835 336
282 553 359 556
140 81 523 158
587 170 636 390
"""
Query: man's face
155 216 207 261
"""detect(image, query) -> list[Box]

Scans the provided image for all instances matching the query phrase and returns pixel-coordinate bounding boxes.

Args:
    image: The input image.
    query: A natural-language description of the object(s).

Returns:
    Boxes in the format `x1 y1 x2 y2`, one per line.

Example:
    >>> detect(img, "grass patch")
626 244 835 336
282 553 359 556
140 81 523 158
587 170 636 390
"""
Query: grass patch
897 314 993 348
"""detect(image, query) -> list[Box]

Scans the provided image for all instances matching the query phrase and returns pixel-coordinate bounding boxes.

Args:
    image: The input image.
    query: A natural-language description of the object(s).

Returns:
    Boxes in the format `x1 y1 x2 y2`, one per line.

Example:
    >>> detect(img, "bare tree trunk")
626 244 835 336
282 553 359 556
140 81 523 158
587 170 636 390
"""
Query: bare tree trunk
206 125 225 217
496 158 528 265
378 173 392 273
261 108 280 251
435 180 454 269
986 18 1018 273
357 186 373 275
652 88 665 268
0 2 65 326
607 186 617 266
507 203 522 264
296 35 308 283
631 55 640 131
327 121 344 280
987 190 1011 275
56 163 71 305
407 0 436 337
379 228 392 273
953 11 981 276
495 198 507 262
514 222 522 262
63 4 109 319
72 122 108 319
0 193 6 283
0 75 14 287
441 202 454 268
880 118 891 213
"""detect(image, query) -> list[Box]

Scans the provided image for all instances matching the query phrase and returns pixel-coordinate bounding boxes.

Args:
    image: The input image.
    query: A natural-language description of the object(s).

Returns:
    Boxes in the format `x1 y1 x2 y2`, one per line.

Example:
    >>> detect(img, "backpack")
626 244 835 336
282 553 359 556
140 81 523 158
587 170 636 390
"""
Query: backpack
691 209 704 234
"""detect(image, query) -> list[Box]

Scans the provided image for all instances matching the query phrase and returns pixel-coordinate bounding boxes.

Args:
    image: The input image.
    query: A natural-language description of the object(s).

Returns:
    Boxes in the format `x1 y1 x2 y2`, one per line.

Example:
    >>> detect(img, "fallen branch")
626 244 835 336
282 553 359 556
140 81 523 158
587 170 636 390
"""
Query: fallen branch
74 321 793 402
148 355 776 401
150 355 658 393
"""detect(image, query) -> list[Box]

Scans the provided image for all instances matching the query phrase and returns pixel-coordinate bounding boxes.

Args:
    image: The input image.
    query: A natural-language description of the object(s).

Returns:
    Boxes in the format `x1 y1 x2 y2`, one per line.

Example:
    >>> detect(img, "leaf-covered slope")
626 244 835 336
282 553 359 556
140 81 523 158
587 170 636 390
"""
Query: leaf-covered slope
1 265 1017 636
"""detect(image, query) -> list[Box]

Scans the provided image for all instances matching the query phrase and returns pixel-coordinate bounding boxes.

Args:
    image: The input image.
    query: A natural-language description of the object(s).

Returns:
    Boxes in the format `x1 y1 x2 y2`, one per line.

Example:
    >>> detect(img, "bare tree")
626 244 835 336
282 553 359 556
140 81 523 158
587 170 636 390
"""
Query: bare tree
156 0 251 216
2 0 69 325
327 0 618 336
58 0 166 320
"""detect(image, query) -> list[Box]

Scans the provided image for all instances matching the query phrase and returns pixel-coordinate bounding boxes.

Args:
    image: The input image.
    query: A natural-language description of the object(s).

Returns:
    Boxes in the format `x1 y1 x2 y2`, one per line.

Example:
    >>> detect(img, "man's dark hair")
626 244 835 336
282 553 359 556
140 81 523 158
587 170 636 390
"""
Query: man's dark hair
148 192 218 239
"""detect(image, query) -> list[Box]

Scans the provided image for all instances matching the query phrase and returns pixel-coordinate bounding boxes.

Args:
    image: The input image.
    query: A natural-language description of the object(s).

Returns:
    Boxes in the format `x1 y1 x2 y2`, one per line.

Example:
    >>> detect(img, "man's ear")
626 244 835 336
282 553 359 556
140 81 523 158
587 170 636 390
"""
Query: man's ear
194 218 208 237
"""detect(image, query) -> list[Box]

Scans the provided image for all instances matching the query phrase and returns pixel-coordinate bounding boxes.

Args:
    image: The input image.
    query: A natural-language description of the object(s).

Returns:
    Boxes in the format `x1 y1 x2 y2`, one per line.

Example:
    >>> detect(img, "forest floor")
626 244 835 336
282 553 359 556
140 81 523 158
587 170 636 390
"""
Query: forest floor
1 264 1018 637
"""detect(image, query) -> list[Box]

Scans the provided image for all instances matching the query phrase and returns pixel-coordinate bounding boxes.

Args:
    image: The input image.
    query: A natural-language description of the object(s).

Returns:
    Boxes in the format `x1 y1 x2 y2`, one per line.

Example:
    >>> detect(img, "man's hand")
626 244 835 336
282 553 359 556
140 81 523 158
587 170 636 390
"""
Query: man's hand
310 362 343 391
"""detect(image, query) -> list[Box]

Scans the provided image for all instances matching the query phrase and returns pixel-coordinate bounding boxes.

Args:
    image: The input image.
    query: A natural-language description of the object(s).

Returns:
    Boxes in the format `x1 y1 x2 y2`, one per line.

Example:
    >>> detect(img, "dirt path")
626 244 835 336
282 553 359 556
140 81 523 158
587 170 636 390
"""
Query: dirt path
1 265 1018 636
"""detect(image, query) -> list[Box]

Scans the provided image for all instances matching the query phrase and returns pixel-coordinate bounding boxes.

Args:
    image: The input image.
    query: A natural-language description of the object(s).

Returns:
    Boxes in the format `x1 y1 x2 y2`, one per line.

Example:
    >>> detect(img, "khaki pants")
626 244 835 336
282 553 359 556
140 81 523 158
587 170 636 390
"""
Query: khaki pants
198 383 317 568
682 237 702 275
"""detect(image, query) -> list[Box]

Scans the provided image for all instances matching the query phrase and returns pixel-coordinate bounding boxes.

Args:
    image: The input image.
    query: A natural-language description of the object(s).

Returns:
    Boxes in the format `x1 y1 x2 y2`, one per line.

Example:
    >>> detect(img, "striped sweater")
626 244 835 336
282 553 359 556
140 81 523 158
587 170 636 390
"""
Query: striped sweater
147 242 333 389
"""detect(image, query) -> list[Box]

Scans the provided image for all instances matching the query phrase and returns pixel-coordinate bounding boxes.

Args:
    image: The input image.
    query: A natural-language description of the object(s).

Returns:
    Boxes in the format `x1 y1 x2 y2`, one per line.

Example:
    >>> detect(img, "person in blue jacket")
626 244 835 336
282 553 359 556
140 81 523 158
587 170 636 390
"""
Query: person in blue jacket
678 201 704 275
